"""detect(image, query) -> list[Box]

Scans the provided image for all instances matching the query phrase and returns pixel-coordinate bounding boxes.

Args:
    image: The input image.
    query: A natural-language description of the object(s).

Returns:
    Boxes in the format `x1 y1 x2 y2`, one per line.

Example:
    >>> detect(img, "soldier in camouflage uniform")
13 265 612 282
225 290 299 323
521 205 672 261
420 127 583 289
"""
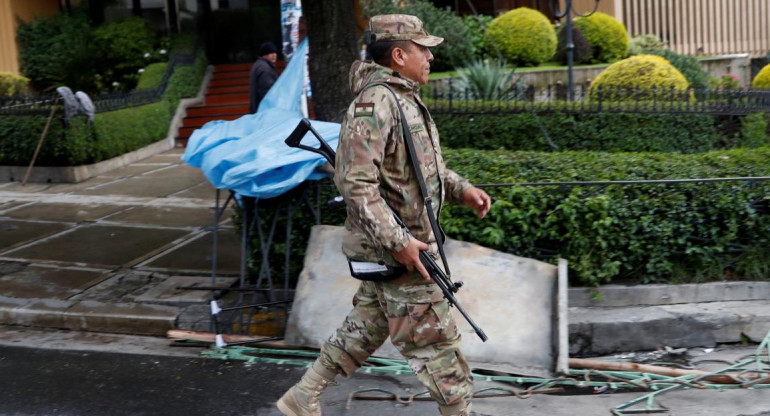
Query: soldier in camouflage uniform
277 14 491 416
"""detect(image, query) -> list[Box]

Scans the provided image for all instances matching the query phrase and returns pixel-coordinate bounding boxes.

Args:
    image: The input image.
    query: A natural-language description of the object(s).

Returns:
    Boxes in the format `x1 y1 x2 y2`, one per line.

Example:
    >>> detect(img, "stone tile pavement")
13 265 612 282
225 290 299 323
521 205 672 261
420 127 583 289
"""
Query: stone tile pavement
0 148 240 336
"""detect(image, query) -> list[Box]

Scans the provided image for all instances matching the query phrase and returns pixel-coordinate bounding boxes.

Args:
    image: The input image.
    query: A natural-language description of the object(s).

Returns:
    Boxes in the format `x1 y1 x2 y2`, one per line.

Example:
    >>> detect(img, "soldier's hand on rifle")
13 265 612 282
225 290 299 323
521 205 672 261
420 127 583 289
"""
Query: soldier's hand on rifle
462 186 491 219
393 237 430 280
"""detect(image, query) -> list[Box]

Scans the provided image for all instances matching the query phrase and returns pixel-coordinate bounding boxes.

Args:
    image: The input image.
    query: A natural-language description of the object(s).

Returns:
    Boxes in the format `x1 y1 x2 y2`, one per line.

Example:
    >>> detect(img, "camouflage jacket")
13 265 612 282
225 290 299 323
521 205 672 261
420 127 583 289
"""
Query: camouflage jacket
334 60 471 266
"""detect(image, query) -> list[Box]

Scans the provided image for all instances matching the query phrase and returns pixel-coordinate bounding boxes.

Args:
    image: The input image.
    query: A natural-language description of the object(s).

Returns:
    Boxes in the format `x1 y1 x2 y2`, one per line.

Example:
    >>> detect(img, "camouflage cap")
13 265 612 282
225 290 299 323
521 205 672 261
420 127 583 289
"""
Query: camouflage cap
369 14 444 47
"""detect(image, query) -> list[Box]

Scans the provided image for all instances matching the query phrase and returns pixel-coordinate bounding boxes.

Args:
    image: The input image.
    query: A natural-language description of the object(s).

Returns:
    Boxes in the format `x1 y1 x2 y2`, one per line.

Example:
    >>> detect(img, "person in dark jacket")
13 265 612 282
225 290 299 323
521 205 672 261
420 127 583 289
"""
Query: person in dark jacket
249 41 279 113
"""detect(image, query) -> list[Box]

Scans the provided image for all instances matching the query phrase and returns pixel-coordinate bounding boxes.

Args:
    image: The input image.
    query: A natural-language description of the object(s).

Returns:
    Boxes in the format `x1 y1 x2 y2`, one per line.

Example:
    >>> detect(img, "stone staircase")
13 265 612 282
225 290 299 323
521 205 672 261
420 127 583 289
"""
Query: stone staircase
176 62 286 148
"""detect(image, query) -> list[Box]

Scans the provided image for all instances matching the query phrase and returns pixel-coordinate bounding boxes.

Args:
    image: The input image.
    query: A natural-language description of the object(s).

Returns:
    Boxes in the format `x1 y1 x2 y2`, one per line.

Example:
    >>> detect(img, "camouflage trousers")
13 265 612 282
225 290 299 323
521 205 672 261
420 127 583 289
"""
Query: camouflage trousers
319 274 474 407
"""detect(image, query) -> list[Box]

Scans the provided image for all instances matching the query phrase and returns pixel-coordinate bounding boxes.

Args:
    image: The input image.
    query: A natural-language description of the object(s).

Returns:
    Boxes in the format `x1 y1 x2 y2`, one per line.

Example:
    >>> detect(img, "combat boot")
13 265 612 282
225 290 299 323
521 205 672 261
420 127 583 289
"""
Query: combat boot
276 361 337 416
439 399 472 416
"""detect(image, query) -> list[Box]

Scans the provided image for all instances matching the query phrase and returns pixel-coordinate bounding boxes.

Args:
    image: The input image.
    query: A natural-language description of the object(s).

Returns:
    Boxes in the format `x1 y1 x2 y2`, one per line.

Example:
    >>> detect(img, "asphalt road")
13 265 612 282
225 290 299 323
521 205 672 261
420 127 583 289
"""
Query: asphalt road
0 326 769 416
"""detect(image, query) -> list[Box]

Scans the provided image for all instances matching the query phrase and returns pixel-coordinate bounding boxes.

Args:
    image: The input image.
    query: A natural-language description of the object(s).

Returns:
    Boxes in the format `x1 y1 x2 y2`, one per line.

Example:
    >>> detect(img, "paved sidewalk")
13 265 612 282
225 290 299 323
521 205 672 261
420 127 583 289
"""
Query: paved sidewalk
0 148 240 336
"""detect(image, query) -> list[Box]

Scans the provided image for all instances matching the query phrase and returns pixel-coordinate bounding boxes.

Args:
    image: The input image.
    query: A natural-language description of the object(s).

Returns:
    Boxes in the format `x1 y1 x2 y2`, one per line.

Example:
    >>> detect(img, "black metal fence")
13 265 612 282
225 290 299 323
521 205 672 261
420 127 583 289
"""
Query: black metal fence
0 48 199 116
424 79 770 116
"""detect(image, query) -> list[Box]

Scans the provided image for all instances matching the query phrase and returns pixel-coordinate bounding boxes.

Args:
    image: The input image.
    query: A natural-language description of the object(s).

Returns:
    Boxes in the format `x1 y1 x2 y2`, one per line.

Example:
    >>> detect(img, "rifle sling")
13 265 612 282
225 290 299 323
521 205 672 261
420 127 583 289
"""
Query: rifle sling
366 82 451 277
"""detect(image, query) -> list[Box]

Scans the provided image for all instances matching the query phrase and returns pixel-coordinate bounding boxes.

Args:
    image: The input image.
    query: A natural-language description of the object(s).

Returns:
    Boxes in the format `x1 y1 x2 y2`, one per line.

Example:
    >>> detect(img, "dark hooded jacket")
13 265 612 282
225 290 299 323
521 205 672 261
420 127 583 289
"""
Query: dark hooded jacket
249 57 278 113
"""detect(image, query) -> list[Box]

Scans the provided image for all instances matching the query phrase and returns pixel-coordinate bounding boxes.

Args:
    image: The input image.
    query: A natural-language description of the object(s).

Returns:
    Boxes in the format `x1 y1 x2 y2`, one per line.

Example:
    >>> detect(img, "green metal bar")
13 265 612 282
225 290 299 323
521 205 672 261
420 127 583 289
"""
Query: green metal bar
201 330 770 415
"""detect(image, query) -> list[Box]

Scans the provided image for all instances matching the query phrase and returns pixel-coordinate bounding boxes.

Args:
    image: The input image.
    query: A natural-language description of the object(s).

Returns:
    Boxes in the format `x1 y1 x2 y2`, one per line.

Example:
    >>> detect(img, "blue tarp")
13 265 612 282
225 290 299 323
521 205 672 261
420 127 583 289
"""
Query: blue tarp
182 39 340 199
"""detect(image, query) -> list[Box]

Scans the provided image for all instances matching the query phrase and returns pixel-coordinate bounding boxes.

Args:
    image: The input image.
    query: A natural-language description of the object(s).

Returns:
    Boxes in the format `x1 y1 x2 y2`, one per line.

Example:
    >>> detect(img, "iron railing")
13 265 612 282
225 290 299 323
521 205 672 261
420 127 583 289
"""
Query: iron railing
424 80 770 116
0 47 199 116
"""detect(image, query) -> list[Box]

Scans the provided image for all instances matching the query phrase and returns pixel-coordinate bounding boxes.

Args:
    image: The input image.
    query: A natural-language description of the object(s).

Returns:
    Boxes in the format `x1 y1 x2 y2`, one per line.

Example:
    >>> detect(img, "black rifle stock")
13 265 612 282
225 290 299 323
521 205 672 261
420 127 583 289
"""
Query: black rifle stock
285 119 488 342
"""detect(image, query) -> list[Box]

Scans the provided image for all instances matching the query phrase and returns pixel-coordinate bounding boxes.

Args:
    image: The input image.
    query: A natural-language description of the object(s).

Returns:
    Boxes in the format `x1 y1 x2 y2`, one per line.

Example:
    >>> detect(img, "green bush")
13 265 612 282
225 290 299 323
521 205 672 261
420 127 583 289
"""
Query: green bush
589 55 690 100
753 63 770 89
0 72 30 96
362 0 475 72
16 10 167 93
574 12 629 63
16 10 94 92
441 147 770 286
163 51 208 113
434 112 719 153
91 16 158 91
92 101 170 160
486 8 556 67
136 63 168 91
645 49 709 90
738 112 769 148
628 34 666 56
462 14 495 61
0 116 94 166
555 25 592 65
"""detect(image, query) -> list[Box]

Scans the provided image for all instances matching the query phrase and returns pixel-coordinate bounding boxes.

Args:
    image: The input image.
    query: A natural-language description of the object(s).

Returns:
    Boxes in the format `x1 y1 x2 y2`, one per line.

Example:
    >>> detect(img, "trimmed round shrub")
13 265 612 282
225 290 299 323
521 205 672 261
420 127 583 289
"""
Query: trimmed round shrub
753 63 770 90
648 49 709 90
589 54 690 100
555 25 592 65
574 12 629 63
486 7 556 67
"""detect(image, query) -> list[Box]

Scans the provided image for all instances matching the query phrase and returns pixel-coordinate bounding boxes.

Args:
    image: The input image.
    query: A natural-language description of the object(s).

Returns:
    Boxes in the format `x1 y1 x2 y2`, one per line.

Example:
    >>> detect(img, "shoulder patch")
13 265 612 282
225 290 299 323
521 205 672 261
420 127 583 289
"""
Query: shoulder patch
354 102 375 117
409 123 425 133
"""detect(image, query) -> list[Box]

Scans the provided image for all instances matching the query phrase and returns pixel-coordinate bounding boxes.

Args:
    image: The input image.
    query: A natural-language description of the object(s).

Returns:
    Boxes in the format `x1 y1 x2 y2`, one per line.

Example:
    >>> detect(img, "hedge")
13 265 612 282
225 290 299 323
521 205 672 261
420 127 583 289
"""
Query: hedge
0 52 206 167
441 147 770 287
242 146 770 289
433 112 764 153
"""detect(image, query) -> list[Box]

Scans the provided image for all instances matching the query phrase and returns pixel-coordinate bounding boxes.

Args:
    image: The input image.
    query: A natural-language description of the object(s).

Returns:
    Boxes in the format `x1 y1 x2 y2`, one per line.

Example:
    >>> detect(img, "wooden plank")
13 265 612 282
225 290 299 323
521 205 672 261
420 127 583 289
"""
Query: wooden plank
568 358 770 384
167 329 290 349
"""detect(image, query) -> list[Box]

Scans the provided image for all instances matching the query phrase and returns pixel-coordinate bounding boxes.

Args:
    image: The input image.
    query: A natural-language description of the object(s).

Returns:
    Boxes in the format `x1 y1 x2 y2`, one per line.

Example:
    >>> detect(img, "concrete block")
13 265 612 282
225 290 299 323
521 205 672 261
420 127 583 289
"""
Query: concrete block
285 225 567 378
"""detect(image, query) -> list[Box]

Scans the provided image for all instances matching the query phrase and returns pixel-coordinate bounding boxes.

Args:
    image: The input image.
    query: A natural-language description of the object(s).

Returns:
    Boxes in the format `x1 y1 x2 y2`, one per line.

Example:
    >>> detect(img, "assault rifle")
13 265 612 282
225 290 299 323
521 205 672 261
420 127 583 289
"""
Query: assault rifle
285 118 488 342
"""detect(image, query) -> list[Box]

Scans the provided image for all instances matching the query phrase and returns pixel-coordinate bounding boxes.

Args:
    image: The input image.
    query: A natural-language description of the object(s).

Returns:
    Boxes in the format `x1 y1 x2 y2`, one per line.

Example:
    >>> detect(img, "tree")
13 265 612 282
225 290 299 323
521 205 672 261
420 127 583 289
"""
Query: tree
302 0 359 122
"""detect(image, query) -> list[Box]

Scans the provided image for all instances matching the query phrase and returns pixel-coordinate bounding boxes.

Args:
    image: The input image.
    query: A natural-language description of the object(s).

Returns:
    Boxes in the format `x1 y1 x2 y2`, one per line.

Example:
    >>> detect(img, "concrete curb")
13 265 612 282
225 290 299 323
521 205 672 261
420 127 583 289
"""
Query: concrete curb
0 295 177 336
0 138 175 184
569 281 770 307
4 281 769 356
569 299 770 355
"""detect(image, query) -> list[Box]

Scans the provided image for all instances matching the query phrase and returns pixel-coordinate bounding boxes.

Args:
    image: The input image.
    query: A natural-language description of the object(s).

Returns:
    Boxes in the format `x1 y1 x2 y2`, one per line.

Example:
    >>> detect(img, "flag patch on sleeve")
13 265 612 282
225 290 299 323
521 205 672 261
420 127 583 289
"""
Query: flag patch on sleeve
354 102 375 117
